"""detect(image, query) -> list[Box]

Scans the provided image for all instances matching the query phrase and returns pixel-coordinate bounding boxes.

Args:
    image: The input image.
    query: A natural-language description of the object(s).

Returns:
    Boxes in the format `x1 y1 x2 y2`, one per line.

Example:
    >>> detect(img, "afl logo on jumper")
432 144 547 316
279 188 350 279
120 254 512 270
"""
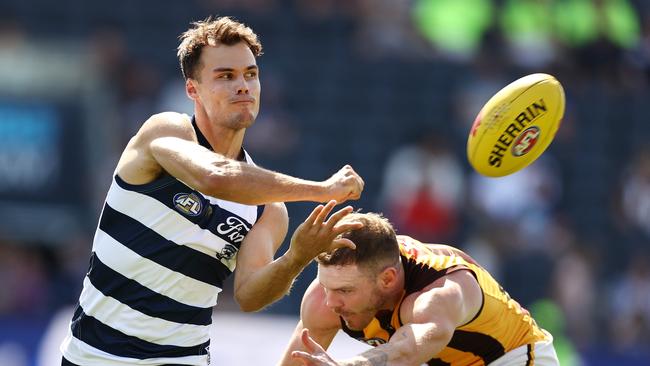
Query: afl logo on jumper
512 126 540 157
173 192 203 216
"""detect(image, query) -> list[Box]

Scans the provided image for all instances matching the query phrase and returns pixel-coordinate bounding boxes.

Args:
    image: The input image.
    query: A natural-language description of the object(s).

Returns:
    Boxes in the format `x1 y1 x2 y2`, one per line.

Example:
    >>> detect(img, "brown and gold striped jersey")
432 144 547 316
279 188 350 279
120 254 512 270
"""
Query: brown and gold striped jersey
340 235 549 366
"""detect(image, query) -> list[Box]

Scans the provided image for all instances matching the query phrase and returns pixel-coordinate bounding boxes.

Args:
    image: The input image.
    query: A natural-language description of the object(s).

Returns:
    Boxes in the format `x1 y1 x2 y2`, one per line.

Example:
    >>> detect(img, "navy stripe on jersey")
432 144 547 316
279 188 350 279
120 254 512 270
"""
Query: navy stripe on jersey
70 306 210 359
100 204 229 288
114 174 255 240
257 204 265 220
87 253 212 326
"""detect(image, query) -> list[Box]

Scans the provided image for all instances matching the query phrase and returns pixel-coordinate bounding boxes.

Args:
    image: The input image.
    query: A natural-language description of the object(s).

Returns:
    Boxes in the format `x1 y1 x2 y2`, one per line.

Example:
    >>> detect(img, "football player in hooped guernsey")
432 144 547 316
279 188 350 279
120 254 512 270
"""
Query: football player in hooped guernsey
60 17 364 366
279 213 559 366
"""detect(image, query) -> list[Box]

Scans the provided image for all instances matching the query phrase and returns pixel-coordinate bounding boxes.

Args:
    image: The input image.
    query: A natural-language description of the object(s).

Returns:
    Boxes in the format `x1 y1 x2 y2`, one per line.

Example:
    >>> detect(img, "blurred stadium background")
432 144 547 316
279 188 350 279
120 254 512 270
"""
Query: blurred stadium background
1 0 649 365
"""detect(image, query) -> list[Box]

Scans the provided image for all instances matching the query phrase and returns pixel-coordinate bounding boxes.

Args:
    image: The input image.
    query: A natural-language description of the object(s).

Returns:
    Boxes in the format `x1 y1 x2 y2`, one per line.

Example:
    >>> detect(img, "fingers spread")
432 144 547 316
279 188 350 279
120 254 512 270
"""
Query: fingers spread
314 200 337 226
305 205 325 226
324 206 353 229
332 221 363 237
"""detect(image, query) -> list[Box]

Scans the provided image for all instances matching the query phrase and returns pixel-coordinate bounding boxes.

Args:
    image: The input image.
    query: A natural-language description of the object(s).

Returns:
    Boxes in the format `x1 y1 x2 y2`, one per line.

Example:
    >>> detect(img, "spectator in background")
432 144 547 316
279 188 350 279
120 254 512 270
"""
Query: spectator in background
412 0 494 61
608 253 650 351
553 0 641 82
378 132 465 244
468 157 561 306
468 156 561 243
618 147 650 238
499 0 557 68
0 241 48 316
549 232 597 349
354 0 430 60
553 0 640 51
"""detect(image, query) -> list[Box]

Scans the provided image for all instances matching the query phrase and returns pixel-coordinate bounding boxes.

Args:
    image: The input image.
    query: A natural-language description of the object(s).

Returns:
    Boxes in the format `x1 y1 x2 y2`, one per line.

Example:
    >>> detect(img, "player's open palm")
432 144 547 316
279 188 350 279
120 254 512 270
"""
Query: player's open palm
288 200 363 266
324 165 364 203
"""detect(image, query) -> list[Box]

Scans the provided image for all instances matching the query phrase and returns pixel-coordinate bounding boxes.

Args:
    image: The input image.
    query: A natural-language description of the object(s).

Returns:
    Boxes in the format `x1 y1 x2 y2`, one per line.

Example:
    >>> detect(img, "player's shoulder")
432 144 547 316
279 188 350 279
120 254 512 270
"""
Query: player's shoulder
404 269 481 323
148 111 192 124
141 112 193 134
301 279 340 330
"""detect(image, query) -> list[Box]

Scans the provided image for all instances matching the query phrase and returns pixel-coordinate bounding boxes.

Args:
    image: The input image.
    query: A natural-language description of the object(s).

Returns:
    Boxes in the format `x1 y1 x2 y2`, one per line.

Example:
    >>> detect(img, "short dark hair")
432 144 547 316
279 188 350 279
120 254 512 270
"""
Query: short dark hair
317 212 400 274
177 16 263 80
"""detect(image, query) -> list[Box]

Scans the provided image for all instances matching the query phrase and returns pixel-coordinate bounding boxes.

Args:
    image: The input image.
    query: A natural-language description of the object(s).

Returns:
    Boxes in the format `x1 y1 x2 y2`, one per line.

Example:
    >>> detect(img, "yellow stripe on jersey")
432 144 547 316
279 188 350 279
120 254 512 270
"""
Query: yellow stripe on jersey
340 235 550 366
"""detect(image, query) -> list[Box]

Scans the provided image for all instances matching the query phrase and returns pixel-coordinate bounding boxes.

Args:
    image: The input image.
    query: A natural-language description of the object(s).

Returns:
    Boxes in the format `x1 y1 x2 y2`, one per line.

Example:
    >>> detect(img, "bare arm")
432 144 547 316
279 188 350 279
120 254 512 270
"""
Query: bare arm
118 112 364 205
234 201 363 312
292 270 483 366
278 279 341 366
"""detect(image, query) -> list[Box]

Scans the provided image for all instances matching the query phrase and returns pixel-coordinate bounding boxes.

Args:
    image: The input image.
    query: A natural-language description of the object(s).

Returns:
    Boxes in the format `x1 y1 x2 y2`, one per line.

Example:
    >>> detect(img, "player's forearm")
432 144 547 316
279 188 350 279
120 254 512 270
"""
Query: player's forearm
342 324 450 366
204 161 326 205
234 253 307 312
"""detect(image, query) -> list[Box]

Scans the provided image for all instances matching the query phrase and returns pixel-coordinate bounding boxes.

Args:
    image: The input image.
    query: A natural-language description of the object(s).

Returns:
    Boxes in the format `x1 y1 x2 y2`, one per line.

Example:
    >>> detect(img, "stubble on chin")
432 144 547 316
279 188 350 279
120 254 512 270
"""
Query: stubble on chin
224 111 256 129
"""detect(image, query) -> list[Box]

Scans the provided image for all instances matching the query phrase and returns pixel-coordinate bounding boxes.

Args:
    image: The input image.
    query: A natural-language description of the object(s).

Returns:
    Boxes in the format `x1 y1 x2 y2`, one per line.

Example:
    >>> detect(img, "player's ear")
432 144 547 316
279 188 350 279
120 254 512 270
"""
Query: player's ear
186 78 199 101
378 266 398 288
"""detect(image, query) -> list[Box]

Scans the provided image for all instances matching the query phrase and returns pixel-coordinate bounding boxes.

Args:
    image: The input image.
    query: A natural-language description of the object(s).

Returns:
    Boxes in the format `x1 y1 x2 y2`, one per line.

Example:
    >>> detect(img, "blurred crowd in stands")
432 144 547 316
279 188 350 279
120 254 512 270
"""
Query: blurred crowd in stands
1 0 649 365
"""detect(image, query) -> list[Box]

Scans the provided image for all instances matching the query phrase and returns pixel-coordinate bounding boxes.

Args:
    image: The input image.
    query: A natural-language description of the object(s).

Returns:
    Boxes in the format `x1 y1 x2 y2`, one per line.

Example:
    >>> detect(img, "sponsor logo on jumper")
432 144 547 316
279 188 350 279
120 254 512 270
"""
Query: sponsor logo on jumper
173 192 203 216
216 243 238 261
216 216 250 244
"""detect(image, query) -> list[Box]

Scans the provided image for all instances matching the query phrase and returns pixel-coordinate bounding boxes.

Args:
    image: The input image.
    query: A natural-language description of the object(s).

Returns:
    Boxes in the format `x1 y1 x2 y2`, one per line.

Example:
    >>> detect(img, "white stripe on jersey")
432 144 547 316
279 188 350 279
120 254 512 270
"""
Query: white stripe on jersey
79 277 210 347
61 332 209 366
105 181 244 271
94 229 220 308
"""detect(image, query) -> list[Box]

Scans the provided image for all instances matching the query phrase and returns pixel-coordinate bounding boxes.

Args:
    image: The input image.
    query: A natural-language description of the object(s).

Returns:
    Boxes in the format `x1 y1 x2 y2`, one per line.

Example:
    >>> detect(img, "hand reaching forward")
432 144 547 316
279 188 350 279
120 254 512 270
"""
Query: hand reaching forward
323 165 364 204
291 329 340 366
288 200 363 267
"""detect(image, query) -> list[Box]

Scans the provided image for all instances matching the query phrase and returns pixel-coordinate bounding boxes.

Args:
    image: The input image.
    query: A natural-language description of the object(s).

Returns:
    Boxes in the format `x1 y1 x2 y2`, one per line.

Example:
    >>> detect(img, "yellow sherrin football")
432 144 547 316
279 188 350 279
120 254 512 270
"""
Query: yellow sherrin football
467 73 565 177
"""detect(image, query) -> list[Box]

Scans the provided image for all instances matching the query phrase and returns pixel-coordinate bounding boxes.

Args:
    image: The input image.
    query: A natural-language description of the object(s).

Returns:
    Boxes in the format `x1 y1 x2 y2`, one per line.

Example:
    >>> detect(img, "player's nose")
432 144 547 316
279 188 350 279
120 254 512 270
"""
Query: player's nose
235 77 249 95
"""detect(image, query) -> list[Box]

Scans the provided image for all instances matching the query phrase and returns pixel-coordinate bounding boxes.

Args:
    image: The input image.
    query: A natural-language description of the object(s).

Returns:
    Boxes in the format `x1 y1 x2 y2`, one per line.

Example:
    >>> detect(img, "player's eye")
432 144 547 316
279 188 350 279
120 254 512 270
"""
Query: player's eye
245 71 258 78
217 73 233 80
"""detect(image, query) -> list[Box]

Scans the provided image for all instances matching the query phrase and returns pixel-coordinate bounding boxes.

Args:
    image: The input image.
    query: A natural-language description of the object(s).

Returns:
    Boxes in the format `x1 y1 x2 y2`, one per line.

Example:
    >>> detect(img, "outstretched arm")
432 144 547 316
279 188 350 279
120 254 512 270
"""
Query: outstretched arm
122 112 364 205
291 270 483 366
234 201 363 312
117 112 363 205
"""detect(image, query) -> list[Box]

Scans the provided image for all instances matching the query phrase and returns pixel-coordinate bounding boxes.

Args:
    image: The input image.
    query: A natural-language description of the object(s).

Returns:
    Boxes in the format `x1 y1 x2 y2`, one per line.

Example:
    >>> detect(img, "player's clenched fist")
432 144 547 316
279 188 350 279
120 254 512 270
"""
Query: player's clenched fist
322 165 364 204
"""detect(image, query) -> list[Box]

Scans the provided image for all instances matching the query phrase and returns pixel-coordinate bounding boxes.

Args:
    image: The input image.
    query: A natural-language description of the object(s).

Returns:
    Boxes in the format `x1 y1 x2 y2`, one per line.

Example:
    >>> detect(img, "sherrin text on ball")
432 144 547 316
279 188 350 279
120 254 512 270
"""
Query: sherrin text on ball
467 73 565 177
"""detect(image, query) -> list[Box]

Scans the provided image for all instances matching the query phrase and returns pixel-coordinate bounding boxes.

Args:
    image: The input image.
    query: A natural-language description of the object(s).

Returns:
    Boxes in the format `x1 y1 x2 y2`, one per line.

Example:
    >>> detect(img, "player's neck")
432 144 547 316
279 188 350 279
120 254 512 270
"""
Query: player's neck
195 114 245 160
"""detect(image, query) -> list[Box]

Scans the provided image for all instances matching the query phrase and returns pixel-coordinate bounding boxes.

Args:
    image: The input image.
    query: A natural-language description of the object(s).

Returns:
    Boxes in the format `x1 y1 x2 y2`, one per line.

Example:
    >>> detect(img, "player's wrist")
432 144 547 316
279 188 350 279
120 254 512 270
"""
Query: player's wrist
305 180 329 202
282 248 312 270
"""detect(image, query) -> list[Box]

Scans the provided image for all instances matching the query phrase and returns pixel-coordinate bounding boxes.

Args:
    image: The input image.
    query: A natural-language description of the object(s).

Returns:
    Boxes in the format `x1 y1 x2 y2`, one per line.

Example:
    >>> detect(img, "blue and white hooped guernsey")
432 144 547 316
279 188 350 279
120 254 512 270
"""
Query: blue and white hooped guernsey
61 119 264 365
